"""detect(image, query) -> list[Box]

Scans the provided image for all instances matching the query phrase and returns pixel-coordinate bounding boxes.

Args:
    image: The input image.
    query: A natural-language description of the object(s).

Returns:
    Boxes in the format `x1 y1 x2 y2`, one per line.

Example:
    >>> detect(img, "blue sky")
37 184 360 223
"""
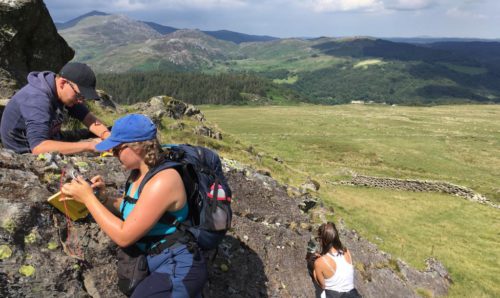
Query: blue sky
45 0 500 39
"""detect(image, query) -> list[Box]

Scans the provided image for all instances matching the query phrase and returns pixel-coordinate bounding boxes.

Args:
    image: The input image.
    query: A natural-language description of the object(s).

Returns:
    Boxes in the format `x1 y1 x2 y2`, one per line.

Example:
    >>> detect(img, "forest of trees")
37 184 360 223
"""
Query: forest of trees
96 71 300 105
96 65 500 106
290 61 500 105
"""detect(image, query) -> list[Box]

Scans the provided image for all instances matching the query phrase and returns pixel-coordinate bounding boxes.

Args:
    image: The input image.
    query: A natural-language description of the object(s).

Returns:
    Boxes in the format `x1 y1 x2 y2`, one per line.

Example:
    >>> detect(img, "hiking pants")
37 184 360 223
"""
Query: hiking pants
132 244 207 298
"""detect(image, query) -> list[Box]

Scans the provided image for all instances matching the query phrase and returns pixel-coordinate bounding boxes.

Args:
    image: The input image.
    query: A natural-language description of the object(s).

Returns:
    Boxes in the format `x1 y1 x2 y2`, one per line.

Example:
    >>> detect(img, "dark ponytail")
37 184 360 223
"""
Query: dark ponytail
318 222 346 255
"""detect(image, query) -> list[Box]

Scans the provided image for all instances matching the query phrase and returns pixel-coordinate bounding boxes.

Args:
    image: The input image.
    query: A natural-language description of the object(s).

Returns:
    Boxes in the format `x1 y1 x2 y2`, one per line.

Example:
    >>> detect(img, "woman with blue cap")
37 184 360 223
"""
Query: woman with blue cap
61 114 207 297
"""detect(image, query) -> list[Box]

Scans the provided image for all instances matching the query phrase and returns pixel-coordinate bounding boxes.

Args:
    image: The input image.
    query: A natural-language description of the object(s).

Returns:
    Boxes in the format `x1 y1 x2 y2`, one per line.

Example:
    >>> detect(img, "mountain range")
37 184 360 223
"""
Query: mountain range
55 11 278 44
57 11 500 105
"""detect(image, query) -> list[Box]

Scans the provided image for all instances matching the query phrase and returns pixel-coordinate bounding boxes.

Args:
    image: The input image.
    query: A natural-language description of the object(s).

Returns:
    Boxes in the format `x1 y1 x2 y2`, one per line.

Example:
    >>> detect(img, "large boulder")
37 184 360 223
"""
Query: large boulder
0 0 74 98
136 96 206 122
95 89 119 111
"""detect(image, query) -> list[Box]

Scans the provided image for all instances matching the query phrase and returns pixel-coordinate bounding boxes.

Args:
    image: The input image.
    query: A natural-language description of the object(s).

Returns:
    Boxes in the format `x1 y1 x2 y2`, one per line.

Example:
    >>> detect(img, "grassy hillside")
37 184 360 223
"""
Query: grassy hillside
213 38 500 105
202 104 500 297
290 60 498 104
59 13 500 105
60 15 162 64
223 39 500 105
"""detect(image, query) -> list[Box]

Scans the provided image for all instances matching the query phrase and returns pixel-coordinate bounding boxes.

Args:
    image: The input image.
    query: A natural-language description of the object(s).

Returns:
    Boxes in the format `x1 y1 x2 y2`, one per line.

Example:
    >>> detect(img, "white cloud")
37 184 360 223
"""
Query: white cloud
45 0 248 13
384 0 435 11
303 0 440 13
308 0 384 12
115 0 248 11
45 0 500 38
112 0 147 10
446 7 486 19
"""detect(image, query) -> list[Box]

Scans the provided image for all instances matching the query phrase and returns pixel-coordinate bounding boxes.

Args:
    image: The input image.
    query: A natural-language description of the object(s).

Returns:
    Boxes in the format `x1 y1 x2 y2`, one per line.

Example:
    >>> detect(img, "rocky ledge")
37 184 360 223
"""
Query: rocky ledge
0 149 451 297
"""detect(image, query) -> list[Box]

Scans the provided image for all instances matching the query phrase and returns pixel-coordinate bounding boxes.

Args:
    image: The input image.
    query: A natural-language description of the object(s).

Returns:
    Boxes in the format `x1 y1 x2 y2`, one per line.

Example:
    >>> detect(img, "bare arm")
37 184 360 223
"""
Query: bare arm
31 112 105 155
62 169 186 247
345 249 352 264
32 139 96 155
82 113 110 140
314 258 326 289
89 176 122 213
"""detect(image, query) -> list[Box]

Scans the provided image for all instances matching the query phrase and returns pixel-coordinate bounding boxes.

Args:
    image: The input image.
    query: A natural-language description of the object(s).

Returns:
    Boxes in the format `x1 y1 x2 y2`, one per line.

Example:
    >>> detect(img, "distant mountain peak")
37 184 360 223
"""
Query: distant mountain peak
55 10 109 30
141 21 177 35
203 29 278 44
87 10 108 15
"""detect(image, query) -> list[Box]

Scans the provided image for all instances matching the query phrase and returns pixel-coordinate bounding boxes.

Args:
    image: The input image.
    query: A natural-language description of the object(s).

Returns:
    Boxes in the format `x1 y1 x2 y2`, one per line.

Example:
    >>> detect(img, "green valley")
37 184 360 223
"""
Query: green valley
58 13 500 106
201 104 500 297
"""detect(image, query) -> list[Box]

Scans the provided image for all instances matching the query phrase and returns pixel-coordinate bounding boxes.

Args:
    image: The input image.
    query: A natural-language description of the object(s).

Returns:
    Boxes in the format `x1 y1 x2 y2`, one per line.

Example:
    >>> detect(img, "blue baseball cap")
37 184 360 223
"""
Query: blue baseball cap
95 114 157 151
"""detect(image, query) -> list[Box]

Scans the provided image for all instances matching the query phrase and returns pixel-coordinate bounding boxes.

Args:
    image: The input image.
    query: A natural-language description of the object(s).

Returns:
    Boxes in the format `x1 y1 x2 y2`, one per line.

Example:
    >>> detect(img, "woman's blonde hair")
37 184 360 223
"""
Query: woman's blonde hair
128 138 163 168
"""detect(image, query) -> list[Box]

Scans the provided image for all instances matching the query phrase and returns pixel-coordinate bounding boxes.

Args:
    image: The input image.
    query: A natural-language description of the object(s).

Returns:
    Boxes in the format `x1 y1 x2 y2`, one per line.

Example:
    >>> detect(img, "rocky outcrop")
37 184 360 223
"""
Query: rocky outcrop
131 96 206 123
339 175 499 209
340 223 451 297
0 0 74 98
130 96 224 139
95 89 119 111
194 125 222 140
0 150 450 297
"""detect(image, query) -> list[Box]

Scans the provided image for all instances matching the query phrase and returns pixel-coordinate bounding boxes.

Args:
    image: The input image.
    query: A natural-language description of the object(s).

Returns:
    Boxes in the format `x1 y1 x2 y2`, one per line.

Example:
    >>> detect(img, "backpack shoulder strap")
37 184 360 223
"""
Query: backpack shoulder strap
135 157 199 226
156 162 199 227
137 160 182 195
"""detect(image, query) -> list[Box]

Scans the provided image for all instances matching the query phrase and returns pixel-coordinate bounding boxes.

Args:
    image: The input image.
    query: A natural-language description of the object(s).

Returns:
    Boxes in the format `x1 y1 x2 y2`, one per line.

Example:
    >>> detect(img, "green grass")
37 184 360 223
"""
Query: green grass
203 105 500 202
202 104 500 297
273 75 298 84
438 62 488 75
330 185 499 298
226 55 345 74
353 59 385 69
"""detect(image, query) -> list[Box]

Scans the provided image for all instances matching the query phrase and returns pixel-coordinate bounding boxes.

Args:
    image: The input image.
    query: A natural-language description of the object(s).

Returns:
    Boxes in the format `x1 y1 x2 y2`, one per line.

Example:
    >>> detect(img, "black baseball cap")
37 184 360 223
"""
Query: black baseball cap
59 62 99 100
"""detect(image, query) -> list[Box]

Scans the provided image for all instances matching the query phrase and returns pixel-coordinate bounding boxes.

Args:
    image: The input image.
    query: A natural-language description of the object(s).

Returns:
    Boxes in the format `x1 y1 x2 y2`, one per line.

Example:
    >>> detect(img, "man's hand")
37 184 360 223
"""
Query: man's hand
87 138 102 151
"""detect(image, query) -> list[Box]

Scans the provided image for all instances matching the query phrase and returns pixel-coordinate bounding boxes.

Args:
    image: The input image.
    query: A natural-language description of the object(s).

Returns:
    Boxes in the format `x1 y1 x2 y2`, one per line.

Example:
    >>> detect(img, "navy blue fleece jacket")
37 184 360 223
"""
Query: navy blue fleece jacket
0 71 89 153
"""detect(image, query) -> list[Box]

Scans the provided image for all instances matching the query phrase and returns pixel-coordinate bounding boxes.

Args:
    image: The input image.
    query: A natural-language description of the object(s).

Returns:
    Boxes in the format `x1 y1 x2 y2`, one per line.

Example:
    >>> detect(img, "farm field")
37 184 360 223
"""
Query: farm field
202 104 500 297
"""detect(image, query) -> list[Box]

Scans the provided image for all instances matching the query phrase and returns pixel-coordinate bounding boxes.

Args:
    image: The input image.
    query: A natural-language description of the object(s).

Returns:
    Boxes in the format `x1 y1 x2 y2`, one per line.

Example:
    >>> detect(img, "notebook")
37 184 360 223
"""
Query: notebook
47 191 89 221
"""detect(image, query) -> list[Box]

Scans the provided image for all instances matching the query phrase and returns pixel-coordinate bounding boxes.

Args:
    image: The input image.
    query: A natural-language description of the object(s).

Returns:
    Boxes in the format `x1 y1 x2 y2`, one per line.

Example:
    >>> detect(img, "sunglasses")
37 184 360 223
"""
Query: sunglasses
112 144 128 156
67 81 85 102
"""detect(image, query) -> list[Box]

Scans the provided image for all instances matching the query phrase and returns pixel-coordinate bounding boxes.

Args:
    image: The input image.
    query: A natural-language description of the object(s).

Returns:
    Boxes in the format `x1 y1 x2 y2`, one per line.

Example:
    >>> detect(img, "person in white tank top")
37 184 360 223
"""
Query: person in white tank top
313 222 361 298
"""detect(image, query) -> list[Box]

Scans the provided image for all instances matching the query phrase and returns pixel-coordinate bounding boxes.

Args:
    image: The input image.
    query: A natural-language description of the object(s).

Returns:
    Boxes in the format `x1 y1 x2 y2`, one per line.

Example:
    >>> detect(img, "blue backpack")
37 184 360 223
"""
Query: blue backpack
131 144 232 250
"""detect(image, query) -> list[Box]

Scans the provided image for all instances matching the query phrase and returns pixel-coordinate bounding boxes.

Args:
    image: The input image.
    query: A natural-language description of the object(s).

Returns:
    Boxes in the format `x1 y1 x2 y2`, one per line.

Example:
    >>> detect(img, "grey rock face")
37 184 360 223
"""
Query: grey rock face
95 89 119 111
0 0 74 98
0 151 126 297
0 150 450 297
194 125 222 140
131 97 214 137
339 223 451 298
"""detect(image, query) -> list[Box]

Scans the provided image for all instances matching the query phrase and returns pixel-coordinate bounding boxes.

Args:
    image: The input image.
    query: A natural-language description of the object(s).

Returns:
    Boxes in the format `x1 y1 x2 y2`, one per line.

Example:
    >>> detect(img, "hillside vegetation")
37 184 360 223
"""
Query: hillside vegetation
202 104 500 298
96 72 302 105
59 13 500 105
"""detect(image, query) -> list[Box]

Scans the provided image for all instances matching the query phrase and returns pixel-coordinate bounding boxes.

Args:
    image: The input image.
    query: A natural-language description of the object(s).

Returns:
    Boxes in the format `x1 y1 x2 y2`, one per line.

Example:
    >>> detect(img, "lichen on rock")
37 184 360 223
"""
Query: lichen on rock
18 265 35 277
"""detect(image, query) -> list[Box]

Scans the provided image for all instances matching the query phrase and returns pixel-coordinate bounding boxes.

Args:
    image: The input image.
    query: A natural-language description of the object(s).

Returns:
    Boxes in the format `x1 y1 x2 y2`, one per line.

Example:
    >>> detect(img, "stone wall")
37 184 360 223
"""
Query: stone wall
339 175 499 209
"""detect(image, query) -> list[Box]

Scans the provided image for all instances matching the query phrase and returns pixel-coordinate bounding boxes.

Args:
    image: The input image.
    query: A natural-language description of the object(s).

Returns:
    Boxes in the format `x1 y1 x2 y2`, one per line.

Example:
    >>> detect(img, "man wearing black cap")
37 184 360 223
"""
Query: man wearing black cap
0 62 110 154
